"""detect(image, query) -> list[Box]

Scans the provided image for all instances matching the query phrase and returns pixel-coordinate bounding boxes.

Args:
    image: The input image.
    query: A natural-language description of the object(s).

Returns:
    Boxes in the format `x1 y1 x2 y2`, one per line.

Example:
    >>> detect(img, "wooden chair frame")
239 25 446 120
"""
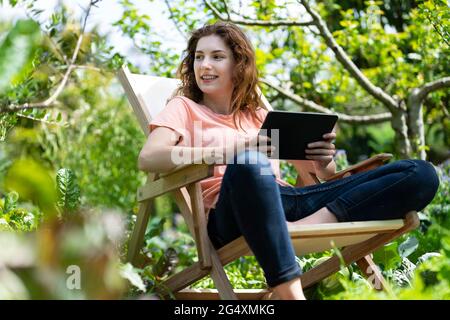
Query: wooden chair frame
117 65 419 300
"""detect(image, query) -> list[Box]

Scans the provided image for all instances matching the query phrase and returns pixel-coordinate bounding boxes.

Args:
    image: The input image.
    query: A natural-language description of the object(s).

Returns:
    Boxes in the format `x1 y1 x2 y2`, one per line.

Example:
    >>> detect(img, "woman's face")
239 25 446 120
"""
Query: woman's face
194 35 235 99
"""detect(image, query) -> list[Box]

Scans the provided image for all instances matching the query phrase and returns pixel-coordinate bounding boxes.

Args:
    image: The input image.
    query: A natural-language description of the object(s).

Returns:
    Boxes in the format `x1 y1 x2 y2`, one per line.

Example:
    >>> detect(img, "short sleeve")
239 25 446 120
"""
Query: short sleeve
255 107 268 126
149 96 191 145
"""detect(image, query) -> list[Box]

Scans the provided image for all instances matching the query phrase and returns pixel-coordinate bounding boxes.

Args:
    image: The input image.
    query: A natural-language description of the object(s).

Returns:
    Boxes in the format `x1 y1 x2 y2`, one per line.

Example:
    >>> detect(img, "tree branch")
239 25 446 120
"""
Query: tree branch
299 0 399 111
406 76 450 160
164 0 188 41
24 10 70 65
261 79 392 124
221 0 231 20
409 76 450 104
203 0 314 27
16 111 67 126
73 64 104 72
0 0 99 113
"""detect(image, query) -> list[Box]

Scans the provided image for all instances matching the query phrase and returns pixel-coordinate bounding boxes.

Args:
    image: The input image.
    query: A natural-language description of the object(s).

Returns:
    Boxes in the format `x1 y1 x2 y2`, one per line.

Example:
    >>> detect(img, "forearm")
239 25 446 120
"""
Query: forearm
138 145 225 173
313 160 336 180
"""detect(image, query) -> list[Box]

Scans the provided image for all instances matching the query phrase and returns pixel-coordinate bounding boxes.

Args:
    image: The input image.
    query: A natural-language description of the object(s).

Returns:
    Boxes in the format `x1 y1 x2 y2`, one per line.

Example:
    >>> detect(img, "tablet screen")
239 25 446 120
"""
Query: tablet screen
258 111 338 160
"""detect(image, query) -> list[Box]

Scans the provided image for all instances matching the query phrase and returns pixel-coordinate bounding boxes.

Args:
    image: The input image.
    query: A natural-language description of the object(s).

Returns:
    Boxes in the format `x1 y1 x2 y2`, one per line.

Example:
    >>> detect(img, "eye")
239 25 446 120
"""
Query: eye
214 55 224 60
194 55 203 60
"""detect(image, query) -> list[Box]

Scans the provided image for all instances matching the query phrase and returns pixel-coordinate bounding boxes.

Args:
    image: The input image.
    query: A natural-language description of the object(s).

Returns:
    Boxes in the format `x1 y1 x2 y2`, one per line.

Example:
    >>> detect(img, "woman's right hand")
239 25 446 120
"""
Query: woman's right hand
224 134 275 163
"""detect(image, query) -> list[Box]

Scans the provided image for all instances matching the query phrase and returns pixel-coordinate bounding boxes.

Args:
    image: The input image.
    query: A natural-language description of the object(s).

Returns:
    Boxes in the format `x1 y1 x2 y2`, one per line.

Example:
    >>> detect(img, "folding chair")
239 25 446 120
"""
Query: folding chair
117 65 419 300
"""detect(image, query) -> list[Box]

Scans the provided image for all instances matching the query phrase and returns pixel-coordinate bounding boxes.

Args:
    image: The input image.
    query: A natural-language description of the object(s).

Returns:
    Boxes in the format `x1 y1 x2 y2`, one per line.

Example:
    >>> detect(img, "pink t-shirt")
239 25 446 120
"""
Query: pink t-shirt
149 96 291 215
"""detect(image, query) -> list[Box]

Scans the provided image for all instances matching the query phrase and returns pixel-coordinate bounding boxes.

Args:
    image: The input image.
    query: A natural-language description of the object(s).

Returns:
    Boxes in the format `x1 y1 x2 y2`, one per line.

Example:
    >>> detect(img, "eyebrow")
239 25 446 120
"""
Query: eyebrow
195 50 226 54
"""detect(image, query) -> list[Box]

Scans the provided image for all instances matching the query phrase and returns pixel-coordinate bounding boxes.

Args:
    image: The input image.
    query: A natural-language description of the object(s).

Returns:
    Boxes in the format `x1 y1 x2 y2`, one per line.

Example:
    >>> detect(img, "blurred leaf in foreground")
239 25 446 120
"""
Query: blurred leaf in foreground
5 158 57 217
0 19 42 94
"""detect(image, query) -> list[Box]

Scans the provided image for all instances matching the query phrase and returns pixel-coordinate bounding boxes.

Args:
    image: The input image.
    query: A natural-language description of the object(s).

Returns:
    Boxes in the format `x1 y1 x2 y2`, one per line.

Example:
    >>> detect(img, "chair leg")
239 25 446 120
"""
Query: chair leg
159 242 238 300
209 243 238 300
127 199 153 264
355 255 387 291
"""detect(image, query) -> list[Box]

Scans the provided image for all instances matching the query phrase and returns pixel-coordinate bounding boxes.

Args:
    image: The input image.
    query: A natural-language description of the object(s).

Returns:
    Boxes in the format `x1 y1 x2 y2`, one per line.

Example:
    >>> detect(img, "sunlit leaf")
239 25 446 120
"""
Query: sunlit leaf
5 158 57 217
119 263 146 292
0 19 42 94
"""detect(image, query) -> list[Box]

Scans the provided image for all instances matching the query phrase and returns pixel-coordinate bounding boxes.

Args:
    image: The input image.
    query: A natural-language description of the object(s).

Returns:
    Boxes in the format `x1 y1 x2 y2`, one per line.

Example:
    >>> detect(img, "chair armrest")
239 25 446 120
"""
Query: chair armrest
137 164 214 202
323 153 393 182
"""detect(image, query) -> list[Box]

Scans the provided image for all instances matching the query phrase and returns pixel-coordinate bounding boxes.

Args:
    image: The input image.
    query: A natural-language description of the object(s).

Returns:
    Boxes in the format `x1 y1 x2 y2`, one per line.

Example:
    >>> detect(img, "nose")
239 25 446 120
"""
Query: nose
200 57 212 70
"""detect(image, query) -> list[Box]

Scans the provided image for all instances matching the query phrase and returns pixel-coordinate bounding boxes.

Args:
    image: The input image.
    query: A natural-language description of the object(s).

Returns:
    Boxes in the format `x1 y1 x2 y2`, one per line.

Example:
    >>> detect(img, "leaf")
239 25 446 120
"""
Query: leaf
398 236 419 259
146 217 166 239
119 263 146 292
0 218 13 231
373 242 402 270
4 191 19 213
5 158 57 217
56 168 81 213
0 19 42 93
152 247 179 279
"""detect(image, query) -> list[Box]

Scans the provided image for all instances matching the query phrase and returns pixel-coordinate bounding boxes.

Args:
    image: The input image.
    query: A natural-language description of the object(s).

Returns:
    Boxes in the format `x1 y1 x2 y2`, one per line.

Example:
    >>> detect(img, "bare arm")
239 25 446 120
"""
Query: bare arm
138 127 273 173
138 127 221 173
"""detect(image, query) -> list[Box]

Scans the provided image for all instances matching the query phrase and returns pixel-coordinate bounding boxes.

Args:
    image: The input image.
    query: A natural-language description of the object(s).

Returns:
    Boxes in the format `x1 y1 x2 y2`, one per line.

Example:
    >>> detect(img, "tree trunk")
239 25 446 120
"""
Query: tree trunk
407 95 427 160
390 109 412 159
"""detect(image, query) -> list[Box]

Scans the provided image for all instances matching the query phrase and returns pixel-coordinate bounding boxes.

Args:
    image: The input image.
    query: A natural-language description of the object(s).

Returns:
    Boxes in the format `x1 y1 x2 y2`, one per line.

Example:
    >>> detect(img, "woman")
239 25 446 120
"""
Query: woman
138 22 440 300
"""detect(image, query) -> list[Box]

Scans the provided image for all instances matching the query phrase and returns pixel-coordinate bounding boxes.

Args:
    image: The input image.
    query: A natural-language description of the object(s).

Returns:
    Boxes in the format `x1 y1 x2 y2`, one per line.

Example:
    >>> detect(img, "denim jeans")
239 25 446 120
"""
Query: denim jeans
206 150 440 287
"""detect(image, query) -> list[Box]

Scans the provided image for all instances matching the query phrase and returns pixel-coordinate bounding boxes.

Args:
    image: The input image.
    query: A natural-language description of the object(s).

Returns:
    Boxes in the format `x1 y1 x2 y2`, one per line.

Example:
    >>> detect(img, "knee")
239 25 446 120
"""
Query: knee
233 150 270 165
226 150 273 181
409 160 440 206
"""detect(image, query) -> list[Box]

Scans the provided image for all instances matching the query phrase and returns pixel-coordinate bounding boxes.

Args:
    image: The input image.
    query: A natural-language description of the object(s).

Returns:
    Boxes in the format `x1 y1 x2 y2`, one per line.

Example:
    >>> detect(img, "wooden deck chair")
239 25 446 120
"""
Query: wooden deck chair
117 65 419 300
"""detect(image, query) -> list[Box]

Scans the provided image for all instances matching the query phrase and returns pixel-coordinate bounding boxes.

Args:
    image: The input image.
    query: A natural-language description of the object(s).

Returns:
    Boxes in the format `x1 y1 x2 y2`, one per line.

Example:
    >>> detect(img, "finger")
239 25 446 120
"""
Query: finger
323 132 336 140
305 149 336 155
308 141 335 149
305 155 334 161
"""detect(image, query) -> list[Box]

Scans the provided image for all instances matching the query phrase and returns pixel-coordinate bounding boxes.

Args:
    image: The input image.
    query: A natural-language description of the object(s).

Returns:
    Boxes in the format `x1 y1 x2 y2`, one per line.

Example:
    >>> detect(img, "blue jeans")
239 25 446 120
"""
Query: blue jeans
206 151 440 287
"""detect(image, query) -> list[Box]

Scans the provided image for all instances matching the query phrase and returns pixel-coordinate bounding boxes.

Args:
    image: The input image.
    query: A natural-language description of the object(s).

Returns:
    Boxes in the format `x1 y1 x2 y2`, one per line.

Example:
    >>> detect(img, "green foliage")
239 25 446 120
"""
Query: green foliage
113 0 180 77
0 191 43 231
52 87 145 210
279 160 298 185
191 256 266 290
417 0 450 47
1 0 449 301
4 157 57 217
405 161 450 261
325 236 450 300
56 168 81 214
10 70 147 211
0 211 130 299
336 122 397 163
365 123 396 155
0 19 41 93
119 262 146 293
373 242 402 270
334 149 349 172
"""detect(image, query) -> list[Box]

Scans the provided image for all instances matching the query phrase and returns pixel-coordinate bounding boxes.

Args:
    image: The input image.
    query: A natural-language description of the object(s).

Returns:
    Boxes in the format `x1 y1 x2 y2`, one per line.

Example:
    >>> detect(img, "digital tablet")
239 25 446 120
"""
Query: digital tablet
258 111 338 160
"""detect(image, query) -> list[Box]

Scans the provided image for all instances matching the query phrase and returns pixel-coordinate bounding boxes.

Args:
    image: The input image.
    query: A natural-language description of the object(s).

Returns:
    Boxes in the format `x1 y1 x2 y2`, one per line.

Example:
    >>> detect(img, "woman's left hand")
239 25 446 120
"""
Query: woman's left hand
305 132 336 168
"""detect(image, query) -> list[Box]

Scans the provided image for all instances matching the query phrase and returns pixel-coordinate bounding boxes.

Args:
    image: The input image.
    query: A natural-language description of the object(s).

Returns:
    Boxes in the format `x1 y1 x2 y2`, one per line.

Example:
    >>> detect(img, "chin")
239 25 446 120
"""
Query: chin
199 86 219 95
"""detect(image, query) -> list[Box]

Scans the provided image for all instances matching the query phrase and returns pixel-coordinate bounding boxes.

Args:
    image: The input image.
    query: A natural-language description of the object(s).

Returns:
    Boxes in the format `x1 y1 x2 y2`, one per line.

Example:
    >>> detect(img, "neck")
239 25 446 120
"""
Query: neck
202 94 233 115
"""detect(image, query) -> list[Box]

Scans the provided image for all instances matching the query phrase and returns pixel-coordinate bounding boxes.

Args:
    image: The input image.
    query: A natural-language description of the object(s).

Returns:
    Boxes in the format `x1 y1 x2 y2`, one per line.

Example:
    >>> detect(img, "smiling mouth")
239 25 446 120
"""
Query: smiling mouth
201 75 218 80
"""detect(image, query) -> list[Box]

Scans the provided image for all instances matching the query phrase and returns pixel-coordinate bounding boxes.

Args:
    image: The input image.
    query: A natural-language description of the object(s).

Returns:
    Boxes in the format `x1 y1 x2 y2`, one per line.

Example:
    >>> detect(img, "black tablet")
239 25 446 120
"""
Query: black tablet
258 111 338 160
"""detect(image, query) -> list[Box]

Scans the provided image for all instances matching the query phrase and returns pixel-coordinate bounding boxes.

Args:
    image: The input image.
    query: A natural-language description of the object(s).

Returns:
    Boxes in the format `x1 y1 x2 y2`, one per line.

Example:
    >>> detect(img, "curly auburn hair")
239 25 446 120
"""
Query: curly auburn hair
176 21 266 130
